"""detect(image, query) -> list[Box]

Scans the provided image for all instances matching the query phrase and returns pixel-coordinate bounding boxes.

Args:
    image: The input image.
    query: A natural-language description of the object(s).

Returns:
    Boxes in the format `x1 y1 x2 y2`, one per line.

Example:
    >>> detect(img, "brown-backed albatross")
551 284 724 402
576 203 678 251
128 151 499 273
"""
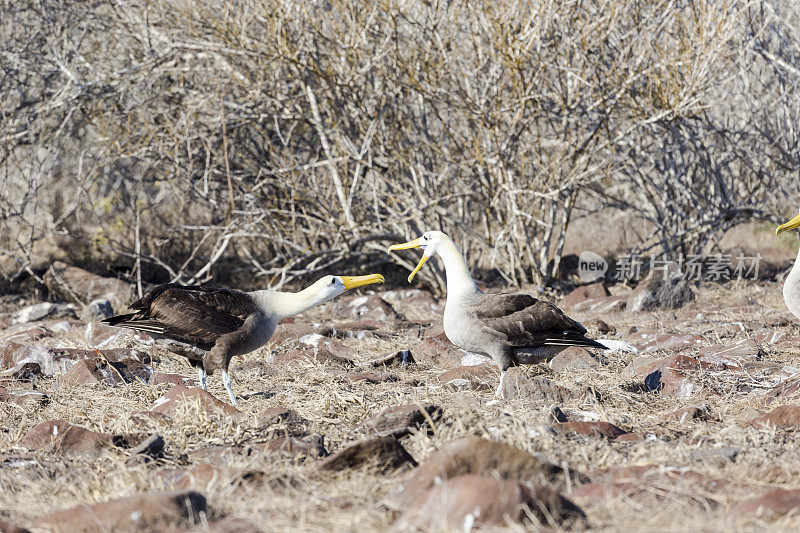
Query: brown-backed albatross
388 231 608 399
777 210 800 320
102 274 384 405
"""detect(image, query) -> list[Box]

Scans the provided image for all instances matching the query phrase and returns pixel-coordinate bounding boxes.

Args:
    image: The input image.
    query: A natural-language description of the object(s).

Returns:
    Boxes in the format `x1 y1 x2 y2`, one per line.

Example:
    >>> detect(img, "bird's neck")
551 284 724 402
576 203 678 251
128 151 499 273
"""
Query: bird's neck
784 246 800 319
251 286 329 320
437 238 480 300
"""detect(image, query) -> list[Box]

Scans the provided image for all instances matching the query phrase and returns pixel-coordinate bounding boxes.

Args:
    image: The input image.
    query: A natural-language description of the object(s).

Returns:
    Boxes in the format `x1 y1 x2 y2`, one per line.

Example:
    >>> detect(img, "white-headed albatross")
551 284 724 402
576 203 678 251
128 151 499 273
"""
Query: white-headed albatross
102 274 384 405
777 211 800 320
388 231 606 398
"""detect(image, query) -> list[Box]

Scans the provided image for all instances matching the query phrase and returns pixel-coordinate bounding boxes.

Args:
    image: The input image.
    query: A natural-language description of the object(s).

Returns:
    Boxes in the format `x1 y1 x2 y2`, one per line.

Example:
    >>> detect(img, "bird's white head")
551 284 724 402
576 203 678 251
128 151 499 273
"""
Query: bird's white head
777 209 800 236
387 231 451 282
309 274 386 302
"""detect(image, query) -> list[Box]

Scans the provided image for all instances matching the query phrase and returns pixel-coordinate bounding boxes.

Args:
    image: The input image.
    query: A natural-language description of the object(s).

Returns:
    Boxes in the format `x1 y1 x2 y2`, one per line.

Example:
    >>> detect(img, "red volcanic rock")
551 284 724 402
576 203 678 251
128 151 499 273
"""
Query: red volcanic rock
0 324 52 344
355 404 443 438
696 339 760 370
560 282 610 309
267 322 326 346
625 328 705 353
317 436 416 473
731 488 800 520
500 370 592 403
625 354 704 398
267 347 354 368
20 419 159 457
550 346 601 372
341 370 397 384
149 385 242 417
414 331 463 368
59 357 151 387
395 475 584 530
390 437 585 508
157 463 223 490
573 294 627 313
368 350 415 367
743 405 800 429
330 295 402 322
34 490 205 532
764 376 800 403
0 345 150 377
437 364 497 391
0 386 49 408
256 407 307 427
555 421 628 440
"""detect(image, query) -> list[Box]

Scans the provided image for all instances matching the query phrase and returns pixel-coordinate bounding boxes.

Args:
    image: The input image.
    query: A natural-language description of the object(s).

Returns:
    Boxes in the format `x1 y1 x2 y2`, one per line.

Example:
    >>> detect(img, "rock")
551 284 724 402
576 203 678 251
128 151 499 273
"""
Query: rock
0 324 52 344
382 289 442 316
59 356 151 386
394 475 585 530
549 347 601 372
148 372 196 386
0 386 49 408
560 282 610 309
390 437 585 508
268 334 354 367
628 274 695 312
257 407 307 427
355 404 443 438
731 488 800 520
573 294 627 313
624 354 703 398
764 376 800 403
0 362 44 382
437 364 497 391
688 446 741 464
368 350 414 367
555 421 628 440
34 490 206 532
196 516 266 533
317 436 416 472
8 302 77 325
662 405 713 422
0 345 150 377
414 332 463 368
157 463 223 490
44 261 134 309
81 299 114 322
743 405 800 429
330 295 402 322
589 319 616 334
625 328 705 353
267 322 326 346
20 419 158 457
501 370 592 403
0 519 30 533
697 339 760 370
149 385 242 418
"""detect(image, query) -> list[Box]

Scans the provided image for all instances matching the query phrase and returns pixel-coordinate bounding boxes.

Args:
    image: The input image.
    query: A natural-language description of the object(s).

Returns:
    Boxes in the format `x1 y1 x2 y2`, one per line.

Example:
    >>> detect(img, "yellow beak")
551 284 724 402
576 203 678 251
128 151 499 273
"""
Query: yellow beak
340 274 385 290
387 238 428 283
777 213 800 235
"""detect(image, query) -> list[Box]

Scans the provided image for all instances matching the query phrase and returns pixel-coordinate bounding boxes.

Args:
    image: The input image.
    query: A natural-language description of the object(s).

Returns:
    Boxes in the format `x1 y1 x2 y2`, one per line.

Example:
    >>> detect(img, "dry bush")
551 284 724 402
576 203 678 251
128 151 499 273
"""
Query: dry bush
2 0 799 292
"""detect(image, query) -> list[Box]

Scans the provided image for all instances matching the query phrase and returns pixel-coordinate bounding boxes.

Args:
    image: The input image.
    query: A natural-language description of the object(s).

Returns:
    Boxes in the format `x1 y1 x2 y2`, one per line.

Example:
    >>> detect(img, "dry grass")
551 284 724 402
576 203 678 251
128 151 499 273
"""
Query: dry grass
4 282 800 531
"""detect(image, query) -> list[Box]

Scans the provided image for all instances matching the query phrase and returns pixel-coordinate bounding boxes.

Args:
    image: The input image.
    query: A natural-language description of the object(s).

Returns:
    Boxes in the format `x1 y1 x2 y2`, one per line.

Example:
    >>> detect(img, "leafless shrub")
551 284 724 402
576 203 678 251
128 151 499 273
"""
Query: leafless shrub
1 0 798 293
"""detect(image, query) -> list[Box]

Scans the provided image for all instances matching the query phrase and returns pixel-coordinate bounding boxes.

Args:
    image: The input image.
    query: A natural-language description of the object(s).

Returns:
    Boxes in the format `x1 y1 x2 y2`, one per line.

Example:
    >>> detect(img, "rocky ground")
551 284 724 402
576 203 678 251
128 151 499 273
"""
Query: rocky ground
4 266 800 531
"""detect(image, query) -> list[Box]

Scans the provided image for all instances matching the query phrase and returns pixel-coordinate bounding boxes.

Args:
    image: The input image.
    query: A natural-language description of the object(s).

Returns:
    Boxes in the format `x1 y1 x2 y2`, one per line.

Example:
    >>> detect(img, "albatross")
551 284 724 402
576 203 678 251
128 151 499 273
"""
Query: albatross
388 231 606 398
777 210 800 319
102 274 384 405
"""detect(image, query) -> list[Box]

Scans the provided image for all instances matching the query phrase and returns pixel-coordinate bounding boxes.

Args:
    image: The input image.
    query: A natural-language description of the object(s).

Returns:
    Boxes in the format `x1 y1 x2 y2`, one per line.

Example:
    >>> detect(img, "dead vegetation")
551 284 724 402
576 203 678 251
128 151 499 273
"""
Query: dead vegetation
3 0 800 294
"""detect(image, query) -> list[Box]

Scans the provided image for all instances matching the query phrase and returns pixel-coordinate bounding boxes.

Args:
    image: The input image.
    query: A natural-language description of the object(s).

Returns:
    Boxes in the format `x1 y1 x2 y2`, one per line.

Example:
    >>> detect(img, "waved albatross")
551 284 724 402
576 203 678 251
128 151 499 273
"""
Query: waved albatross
777 210 800 320
103 274 384 405
388 231 606 398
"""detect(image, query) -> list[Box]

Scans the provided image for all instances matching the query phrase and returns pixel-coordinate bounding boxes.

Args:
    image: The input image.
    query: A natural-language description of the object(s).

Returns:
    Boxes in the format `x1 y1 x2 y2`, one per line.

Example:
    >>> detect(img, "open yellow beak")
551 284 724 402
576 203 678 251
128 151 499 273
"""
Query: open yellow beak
340 274 385 290
387 238 428 283
777 213 800 235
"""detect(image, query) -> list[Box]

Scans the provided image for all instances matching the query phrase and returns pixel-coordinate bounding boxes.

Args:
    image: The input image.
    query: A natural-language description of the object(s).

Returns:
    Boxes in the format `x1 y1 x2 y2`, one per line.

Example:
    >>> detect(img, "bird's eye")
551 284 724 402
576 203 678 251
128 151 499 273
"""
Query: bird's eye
331 278 336 284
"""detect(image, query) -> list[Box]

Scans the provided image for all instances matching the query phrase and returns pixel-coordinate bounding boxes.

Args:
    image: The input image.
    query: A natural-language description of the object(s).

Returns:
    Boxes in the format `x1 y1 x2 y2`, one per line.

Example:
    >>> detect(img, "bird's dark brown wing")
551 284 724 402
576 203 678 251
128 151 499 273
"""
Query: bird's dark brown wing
469 293 603 349
103 284 259 347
